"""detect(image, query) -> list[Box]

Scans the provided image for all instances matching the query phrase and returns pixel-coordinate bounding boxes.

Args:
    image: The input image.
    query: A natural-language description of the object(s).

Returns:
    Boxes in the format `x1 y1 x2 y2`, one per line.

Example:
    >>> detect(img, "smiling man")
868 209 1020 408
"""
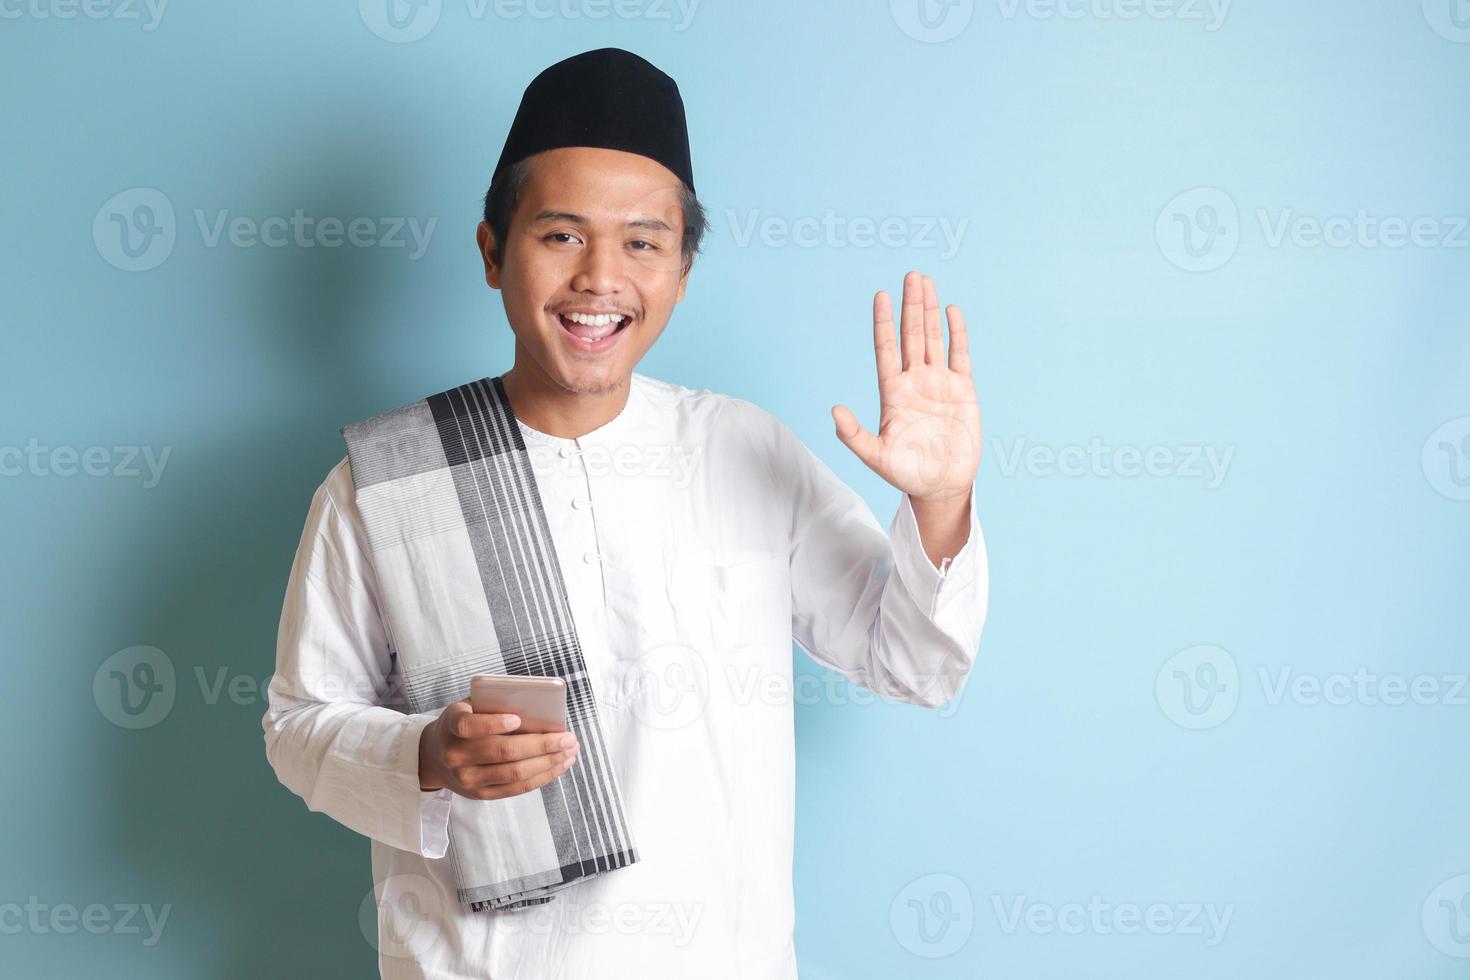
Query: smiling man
263 47 989 980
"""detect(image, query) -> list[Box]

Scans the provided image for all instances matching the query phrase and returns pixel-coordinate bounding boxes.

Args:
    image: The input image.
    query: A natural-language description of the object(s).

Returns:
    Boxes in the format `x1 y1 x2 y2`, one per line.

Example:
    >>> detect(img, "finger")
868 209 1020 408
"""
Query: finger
872 290 900 383
899 270 924 371
832 404 882 472
451 731 579 766
459 747 578 790
946 304 971 375
444 704 523 740
467 752 579 801
922 275 943 366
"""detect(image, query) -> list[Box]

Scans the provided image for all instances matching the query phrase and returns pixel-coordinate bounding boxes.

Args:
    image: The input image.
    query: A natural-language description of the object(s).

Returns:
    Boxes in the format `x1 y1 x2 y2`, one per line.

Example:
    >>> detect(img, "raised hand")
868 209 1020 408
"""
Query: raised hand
832 271 981 503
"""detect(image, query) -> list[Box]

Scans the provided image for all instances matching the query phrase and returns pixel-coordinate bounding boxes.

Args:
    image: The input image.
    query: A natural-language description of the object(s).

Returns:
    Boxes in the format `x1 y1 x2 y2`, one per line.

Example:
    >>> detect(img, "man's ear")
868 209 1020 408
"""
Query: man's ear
476 221 502 289
675 264 690 304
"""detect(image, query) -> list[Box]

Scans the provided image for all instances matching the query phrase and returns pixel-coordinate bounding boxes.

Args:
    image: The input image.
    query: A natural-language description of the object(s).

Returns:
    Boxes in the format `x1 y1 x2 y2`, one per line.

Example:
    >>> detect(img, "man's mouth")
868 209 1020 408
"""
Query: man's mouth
555 310 632 349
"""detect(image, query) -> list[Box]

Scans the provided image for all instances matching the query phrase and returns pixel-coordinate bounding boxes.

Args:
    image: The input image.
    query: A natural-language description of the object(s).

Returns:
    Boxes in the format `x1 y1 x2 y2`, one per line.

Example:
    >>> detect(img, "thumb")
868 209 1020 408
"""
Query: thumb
832 405 881 470
440 698 473 729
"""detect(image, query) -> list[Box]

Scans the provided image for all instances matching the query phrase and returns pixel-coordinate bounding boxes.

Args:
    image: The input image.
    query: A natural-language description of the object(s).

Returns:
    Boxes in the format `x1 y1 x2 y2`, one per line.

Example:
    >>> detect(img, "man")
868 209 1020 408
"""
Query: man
263 47 988 980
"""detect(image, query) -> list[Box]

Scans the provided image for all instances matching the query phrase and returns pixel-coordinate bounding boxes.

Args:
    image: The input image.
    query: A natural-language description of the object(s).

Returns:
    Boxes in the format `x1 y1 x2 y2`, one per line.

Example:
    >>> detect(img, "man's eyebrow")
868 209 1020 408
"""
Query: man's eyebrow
530 210 675 234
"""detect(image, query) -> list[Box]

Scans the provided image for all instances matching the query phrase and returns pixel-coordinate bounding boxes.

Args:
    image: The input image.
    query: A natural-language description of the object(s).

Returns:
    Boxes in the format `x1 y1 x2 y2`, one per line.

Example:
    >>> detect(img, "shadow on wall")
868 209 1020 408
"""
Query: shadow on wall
97 110 462 979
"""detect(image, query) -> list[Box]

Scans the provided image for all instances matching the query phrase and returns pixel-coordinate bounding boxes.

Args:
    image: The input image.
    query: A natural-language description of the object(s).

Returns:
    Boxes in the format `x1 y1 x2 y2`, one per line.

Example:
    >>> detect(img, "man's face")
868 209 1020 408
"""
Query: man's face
478 146 690 397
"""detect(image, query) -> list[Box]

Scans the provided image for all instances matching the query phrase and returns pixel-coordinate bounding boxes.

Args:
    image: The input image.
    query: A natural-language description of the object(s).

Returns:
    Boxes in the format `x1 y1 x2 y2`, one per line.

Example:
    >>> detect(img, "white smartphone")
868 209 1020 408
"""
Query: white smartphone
469 675 568 734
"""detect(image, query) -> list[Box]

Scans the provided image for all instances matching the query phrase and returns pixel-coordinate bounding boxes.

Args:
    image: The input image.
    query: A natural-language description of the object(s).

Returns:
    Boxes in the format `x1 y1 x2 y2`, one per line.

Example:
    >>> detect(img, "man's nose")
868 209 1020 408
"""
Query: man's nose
570 237 625 294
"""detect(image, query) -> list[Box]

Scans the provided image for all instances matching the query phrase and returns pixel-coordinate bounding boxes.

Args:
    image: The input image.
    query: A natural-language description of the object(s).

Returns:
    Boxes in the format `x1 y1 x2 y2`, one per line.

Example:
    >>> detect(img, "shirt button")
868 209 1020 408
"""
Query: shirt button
572 496 589 510
582 550 598 564
558 446 575 458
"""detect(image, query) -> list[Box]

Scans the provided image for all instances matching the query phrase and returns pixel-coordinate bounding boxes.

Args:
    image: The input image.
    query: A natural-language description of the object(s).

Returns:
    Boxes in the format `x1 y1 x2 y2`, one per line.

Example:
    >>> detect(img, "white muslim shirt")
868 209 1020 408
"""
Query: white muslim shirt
263 371 988 980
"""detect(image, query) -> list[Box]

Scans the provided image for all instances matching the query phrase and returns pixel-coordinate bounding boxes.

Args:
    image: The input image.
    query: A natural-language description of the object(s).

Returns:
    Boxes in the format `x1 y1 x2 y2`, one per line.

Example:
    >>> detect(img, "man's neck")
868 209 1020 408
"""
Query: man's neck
499 362 632 440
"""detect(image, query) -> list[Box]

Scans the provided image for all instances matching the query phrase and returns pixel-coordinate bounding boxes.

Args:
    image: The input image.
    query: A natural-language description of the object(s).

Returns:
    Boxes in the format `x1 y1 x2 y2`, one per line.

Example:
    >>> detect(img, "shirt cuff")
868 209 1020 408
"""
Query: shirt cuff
397 712 451 860
418 788 452 860
890 489 981 619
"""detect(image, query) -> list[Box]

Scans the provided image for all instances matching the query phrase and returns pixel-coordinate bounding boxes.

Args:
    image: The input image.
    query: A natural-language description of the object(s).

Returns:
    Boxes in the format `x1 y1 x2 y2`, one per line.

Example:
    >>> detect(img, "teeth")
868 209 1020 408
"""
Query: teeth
563 312 625 327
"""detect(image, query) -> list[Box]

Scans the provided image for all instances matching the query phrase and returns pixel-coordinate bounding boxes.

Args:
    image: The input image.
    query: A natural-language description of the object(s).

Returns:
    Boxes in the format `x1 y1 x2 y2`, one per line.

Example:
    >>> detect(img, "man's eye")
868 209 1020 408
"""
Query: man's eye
545 233 579 244
629 240 658 251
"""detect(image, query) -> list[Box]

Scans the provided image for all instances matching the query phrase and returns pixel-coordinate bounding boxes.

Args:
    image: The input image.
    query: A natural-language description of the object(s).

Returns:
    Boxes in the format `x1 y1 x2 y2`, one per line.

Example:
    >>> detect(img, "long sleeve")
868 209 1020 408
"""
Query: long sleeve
777 420 988 709
262 459 452 858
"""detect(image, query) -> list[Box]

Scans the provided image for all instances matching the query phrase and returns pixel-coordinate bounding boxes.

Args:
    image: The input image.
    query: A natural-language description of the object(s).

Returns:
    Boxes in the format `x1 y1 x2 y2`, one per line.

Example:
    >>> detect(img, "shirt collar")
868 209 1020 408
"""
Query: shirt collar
515 372 646 449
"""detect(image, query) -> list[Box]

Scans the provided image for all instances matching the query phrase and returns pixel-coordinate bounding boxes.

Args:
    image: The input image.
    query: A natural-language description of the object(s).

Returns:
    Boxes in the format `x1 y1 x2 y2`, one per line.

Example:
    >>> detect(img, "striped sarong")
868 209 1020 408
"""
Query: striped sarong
340 374 639 911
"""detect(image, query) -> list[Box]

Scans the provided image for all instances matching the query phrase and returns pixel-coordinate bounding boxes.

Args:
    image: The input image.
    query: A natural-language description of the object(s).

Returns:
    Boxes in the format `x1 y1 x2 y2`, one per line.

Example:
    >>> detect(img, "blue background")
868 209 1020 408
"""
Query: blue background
2 0 1468 976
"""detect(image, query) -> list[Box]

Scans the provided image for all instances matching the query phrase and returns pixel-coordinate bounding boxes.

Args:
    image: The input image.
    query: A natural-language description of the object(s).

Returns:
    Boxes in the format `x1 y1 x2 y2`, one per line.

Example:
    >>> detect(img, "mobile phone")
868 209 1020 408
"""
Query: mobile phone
469 675 568 734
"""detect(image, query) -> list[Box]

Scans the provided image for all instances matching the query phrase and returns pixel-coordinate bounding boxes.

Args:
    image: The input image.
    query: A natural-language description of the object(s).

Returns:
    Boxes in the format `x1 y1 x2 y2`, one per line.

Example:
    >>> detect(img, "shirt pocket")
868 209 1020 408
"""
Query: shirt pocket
667 552 794 759
596 548 680 713
668 552 792 661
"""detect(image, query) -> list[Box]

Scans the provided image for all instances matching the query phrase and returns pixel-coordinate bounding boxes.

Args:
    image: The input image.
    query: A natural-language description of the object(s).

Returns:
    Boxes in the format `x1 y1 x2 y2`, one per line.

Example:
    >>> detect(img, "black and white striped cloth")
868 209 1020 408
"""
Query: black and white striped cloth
341 375 639 911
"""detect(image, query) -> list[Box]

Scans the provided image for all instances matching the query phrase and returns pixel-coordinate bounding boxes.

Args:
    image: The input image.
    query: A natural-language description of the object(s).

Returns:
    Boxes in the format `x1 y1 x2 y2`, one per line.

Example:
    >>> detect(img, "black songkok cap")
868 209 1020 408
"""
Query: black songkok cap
492 47 695 194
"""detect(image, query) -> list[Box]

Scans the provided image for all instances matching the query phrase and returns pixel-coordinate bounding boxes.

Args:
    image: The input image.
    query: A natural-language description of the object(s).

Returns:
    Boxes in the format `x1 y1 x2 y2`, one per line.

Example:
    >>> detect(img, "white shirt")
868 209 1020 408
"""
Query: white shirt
263 371 988 980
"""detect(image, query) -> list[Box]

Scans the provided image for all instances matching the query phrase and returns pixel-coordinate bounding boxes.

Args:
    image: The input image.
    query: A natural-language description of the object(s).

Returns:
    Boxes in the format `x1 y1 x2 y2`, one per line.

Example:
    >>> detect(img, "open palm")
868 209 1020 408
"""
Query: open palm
832 271 982 501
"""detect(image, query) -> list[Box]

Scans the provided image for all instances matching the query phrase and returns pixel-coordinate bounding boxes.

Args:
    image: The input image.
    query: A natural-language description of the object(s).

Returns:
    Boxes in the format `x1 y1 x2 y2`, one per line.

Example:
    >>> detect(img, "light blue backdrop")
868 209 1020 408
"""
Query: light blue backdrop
2 1 1467 976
